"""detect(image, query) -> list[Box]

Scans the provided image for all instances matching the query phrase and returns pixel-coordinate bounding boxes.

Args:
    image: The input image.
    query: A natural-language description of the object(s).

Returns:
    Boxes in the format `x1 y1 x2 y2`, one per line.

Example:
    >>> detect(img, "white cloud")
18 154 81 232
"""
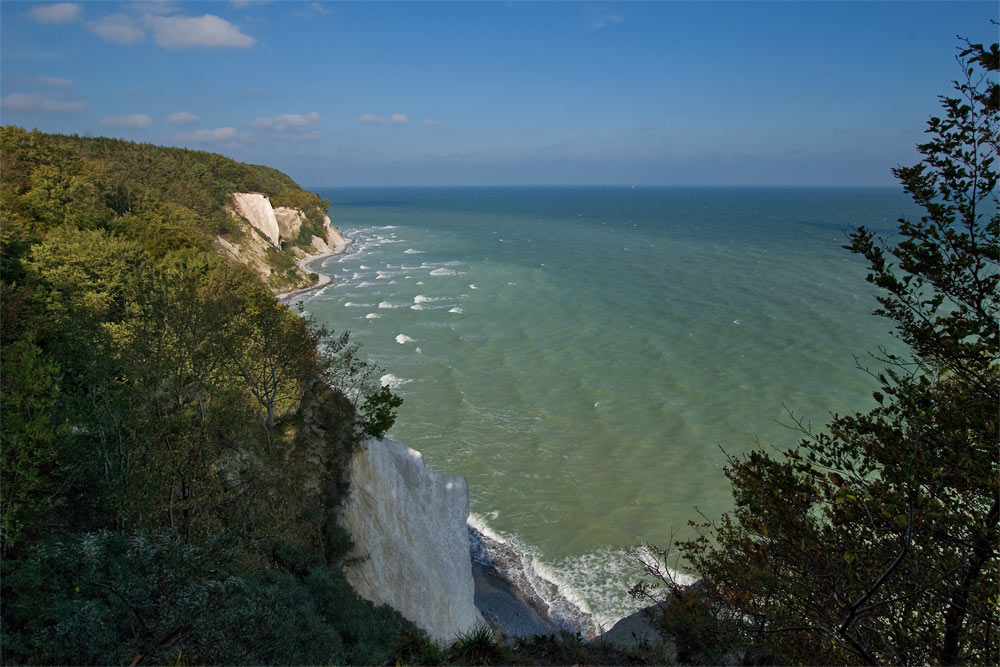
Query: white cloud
251 112 321 141
36 76 74 88
127 1 181 15
1 92 86 113
180 127 243 146
88 14 146 45
148 14 255 49
168 111 199 125
252 111 321 131
102 114 154 128
360 113 411 126
29 3 81 24
424 119 441 127
310 2 334 15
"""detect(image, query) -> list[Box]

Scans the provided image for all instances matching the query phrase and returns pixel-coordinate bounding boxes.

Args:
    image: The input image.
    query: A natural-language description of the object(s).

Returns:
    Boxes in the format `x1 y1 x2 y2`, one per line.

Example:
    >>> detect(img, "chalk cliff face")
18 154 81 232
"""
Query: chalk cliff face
323 214 348 252
233 192 281 246
221 193 350 290
339 436 485 645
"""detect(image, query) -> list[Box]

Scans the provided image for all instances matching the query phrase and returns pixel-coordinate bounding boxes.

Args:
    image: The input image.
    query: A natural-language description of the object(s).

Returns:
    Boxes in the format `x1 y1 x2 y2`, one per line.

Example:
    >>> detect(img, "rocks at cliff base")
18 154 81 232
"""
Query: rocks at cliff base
338 436 485 645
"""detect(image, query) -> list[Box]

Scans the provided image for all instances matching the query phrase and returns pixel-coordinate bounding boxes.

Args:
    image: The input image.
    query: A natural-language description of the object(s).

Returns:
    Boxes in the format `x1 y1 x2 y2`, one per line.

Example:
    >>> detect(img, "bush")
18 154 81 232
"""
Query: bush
0 531 416 666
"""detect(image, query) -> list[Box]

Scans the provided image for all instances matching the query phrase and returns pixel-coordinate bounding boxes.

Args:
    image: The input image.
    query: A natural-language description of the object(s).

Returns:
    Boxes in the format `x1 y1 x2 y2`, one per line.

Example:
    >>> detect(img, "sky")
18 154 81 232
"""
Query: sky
1 1 997 187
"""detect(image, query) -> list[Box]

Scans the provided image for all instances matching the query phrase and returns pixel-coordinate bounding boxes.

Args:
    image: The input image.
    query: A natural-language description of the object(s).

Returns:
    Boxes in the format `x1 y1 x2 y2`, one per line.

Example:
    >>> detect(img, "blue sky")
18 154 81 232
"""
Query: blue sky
1 1 996 186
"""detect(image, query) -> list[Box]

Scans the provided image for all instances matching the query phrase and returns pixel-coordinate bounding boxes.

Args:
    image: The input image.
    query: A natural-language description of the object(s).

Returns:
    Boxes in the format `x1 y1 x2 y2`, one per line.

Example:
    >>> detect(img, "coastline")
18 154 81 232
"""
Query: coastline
468 522 597 640
275 240 352 303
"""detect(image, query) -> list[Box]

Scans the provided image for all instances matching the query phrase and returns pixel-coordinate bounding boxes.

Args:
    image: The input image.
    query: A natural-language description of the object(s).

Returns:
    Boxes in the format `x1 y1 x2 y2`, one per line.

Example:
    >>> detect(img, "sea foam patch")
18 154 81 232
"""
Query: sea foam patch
379 373 412 389
395 334 416 344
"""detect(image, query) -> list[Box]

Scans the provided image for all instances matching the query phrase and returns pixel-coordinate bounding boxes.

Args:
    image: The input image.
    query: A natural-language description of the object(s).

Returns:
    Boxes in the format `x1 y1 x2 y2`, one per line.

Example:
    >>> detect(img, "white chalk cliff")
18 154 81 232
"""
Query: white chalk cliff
233 192 281 246
220 193 350 289
339 436 485 645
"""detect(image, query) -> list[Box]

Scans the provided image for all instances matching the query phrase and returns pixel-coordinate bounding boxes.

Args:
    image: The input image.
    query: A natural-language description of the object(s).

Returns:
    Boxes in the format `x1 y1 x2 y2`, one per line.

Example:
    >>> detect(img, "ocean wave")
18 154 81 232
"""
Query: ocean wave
404 248 425 254
467 515 596 637
466 514 695 637
395 334 416 344
449 307 464 314
379 373 412 389
429 268 458 276
365 313 382 319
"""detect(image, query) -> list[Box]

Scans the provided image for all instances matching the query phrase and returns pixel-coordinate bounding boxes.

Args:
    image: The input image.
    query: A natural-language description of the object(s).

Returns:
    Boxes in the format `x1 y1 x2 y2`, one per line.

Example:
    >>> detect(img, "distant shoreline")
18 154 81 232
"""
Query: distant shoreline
275 240 353 303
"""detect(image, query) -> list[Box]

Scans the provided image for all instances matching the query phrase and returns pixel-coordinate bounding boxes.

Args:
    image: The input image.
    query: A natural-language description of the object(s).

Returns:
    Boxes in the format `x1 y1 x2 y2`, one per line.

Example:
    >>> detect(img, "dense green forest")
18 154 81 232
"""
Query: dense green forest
0 127 420 664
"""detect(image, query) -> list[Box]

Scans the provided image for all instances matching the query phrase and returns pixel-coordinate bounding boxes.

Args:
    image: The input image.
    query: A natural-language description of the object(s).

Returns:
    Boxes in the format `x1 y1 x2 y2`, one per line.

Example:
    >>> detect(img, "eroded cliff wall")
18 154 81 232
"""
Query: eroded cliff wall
233 192 281 246
339 437 484 645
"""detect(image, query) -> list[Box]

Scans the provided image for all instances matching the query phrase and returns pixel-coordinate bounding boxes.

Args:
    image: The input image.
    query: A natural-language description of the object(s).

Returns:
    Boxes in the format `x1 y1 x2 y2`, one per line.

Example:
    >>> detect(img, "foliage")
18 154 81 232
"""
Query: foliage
391 629 450 665
0 531 416 666
447 624 511 665
658 39 999 665
0 128 405 663
359 385 406 439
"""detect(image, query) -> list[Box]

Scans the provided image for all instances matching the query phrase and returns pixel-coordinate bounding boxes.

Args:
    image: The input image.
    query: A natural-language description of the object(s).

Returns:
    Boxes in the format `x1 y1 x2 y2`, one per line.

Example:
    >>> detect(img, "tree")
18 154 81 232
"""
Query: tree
660 39 998 664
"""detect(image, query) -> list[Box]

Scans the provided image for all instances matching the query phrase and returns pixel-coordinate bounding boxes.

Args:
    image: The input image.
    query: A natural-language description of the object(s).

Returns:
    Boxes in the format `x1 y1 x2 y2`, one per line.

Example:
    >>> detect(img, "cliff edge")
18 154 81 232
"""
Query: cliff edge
338 436 485 645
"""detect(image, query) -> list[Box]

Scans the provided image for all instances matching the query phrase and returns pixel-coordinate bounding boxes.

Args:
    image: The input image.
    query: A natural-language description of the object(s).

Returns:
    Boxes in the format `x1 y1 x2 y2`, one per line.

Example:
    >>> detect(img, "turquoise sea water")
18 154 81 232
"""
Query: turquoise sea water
301 186 917 630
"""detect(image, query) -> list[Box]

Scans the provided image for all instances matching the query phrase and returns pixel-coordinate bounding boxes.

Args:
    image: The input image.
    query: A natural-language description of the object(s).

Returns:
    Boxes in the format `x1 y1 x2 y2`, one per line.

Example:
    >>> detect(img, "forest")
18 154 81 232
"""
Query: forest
0 126 418 664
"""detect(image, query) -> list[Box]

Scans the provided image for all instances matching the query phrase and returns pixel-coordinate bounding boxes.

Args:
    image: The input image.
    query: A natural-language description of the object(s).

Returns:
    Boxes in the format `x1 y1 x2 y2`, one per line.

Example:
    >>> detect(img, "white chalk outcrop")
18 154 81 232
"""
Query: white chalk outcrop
339 437 484 645
274 206 305 241
233 192 281 246
323 214 348 252
222 193 351 292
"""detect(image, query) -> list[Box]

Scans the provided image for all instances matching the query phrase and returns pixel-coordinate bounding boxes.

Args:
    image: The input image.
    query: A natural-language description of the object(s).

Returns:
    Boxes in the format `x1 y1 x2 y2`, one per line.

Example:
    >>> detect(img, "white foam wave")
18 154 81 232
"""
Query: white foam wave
410 304 425 310
344 302 371 307
449 307 464 314
395 334 416 344
466 515 695 637
468 512 508 545
379 301 406 309
429 268 457 276
469 284 479 290
379 373 412 389
365 313 381 319
403 248 424 254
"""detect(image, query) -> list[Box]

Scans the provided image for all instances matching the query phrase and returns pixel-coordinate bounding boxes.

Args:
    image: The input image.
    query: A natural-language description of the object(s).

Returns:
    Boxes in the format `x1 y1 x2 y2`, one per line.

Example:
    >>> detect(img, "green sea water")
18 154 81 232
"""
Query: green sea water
301 186 917 630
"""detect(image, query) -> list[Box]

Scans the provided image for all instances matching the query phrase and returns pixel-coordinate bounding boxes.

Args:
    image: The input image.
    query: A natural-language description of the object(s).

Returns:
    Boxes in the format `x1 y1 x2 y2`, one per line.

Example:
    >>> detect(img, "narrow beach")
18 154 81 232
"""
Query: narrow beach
275 242 351 303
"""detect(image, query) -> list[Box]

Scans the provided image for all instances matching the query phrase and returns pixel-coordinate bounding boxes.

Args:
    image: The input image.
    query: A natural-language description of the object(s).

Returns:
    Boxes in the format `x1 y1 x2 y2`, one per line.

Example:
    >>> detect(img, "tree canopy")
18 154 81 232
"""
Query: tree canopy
0 127 407 664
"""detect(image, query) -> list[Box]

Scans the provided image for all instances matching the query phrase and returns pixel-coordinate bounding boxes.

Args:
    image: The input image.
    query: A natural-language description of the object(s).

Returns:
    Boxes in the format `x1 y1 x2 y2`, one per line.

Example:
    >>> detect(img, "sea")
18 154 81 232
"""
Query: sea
299 186 918 634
